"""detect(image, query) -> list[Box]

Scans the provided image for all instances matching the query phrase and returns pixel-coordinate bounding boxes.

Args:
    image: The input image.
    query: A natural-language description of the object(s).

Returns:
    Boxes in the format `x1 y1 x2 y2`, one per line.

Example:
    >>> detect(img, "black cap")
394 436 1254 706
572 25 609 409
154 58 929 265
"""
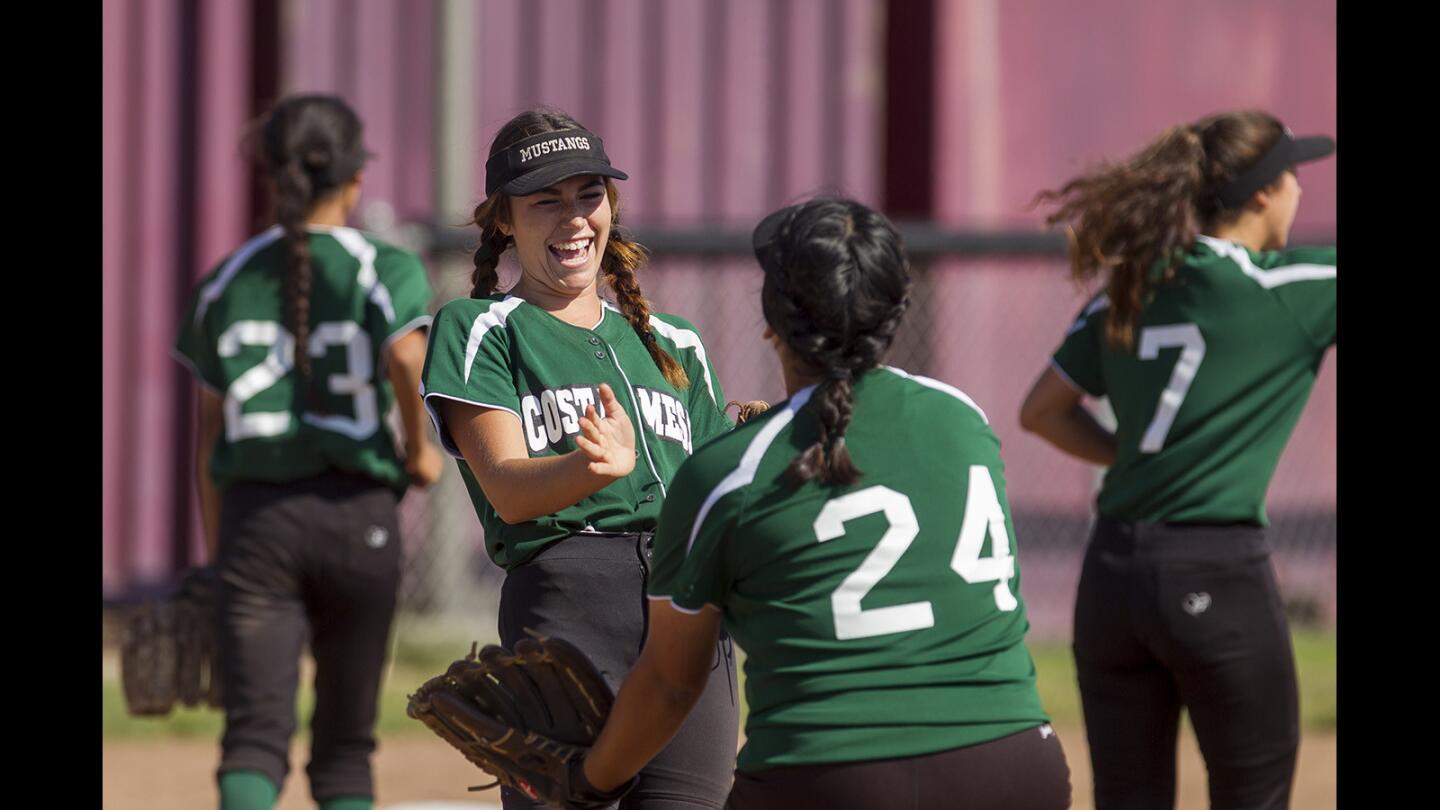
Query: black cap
483 129 628 198
1215 126 1335 209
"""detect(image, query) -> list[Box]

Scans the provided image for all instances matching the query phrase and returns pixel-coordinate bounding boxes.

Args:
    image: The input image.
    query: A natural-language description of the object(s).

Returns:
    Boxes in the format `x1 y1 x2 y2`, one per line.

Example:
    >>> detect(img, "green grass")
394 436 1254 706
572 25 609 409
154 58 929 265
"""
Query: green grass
102 621 497 741
103 663 452 741
103 629 1335 741
1030 629 1337 731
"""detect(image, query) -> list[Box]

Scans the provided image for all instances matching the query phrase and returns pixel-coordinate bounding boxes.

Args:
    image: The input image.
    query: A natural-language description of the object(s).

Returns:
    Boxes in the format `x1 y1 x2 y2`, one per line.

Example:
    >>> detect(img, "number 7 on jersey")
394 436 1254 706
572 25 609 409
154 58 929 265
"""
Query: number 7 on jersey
1138 323 1206 453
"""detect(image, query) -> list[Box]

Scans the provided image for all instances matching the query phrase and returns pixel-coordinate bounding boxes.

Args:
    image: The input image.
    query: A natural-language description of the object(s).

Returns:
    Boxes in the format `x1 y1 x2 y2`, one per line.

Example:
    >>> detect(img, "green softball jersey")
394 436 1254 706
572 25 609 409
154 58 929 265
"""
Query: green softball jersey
420 294 733 569
1052 235 1336 524
174 225 435 495
649 367 1049 771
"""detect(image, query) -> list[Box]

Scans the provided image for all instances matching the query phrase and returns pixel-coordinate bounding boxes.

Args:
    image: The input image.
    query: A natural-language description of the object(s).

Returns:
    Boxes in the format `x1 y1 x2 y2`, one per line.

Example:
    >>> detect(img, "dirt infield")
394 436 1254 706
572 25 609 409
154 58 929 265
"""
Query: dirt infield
102 727 1335 809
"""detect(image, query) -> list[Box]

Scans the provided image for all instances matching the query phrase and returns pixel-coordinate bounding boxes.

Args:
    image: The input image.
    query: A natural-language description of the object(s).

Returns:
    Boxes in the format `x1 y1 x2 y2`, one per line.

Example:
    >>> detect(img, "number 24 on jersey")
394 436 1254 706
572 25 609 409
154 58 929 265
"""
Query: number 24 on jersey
814 466 1017 641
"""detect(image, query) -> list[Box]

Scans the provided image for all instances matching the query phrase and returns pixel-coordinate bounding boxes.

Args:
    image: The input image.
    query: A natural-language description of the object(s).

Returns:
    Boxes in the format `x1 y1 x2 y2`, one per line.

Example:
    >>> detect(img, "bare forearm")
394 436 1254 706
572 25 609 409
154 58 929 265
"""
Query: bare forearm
196 447 221 561
386 335 431 456
582 651 705 791
195 391 226 562
442 392 634 523
1027 405 1117 466
484 451 623 523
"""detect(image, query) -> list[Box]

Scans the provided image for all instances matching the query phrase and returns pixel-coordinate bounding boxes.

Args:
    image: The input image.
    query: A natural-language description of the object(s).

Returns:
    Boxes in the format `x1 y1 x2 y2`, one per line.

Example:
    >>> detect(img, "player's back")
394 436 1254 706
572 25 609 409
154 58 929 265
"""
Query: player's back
651 366 1047 771
1054 236 1336 524
177 225 431 493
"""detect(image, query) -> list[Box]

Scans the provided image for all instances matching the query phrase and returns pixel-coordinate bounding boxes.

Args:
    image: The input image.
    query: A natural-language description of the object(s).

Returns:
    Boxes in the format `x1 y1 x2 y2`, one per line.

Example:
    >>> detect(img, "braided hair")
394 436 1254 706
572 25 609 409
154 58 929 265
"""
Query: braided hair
468 109 688 390
248 94 369 406
759 198 912 487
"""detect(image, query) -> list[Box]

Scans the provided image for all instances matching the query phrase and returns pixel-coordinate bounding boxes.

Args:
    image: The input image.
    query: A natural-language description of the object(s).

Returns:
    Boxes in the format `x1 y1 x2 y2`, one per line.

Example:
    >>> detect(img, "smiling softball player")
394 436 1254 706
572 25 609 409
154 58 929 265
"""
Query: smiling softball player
419 108 750 810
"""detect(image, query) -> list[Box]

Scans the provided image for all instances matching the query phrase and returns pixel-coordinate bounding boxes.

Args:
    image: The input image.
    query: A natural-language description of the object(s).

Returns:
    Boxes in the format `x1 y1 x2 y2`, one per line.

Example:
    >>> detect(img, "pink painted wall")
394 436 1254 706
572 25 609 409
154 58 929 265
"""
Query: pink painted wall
103 0 1335 597
928 0 1337 519
103 0 255 595
104 0 192 593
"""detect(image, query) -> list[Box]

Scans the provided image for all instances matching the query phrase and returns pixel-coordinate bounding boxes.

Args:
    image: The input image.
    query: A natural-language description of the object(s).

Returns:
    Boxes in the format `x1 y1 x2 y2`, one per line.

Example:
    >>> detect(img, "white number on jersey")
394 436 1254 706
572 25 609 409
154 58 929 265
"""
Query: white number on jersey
217 320 296 441
1138 324 1207 453
951 464 1018 611
813 467 1018 641
814 486 933 641
301 321 380 440
216 319 379 442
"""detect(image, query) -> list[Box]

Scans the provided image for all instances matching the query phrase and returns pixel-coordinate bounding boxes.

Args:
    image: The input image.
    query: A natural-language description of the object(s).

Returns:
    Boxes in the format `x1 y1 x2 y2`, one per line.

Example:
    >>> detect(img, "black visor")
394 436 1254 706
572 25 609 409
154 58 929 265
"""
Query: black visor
484 129 628 198
1216 127 1335 208
751 206 793 272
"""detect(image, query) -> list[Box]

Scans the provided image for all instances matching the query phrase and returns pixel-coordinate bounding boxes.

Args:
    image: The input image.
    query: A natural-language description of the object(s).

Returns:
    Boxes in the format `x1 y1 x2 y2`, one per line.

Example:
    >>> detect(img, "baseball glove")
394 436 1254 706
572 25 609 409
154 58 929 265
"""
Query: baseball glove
407 634 637 809
726 399 771 424
120 566 223 716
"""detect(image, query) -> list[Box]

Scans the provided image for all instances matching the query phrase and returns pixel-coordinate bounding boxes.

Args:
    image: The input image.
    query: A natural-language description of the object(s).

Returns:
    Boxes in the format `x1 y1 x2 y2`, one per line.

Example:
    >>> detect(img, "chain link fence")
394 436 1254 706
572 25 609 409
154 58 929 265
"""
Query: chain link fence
386 230 1337 643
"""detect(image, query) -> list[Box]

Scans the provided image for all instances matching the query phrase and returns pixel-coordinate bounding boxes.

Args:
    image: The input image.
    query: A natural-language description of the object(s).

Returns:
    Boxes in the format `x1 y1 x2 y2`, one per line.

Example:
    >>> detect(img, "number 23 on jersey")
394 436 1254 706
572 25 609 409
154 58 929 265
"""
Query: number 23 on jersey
218 318 379 442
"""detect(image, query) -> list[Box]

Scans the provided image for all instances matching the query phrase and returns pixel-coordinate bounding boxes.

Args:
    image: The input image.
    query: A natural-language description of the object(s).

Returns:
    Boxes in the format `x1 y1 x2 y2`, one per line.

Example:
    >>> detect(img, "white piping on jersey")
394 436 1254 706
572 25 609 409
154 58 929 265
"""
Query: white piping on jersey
194 226 283 325
685 385 818 556
1048 357 1089 397
1082 294 1111 316
646 594 720 616
420 386 522 458
646 315 718 405
378 315 434 361
1066 294 1110 336
882 366 989 424
601 300 717 405
463 296 526 385
1196 235 1336 288
169 346 224 395
323 226 398 323
599 333 668 499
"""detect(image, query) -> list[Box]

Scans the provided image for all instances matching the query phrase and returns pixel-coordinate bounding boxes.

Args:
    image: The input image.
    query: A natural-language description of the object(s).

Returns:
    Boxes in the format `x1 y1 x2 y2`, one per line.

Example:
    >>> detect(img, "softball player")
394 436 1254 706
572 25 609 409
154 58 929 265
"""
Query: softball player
419 108 741 809
173 94 440 810
1018 110 1336 810
573 198 1071 810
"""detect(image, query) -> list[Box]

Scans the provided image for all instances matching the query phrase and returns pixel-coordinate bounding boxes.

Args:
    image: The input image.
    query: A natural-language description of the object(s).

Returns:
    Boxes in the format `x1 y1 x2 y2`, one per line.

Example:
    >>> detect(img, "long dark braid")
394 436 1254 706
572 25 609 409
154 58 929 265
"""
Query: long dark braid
469 194 512 298
760 198 912 487
250 95 369 407
470 108 688 389
600 191 688 390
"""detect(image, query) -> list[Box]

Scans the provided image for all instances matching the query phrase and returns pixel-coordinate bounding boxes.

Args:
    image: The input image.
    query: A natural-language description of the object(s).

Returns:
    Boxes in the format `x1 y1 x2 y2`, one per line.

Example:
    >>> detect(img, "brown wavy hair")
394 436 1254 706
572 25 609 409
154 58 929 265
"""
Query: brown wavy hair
1035 110 1286 349
469 108 688 390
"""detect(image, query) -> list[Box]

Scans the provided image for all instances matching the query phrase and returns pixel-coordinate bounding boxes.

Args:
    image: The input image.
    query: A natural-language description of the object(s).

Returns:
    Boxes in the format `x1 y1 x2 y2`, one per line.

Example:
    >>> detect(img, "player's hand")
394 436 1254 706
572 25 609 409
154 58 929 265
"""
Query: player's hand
406 441 445 488
575 383 636 479
727 399 771 424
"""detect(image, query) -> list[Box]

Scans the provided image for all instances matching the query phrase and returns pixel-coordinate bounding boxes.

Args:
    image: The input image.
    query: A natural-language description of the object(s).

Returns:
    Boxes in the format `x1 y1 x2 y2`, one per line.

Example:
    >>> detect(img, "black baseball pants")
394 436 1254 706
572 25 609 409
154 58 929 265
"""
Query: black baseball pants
497 532 740 810
1073 517 1300 810
214 471 403 803
725 724 1071 809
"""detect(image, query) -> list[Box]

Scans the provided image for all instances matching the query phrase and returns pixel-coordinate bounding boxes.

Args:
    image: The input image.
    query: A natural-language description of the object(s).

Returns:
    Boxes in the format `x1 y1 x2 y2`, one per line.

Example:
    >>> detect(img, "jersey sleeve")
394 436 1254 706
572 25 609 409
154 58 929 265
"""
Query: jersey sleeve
1050 295 1107 397
173 281 225 394
421 300 522 457
370 246 435 351
648 453 741 613
653 314 735 446
1261 246 1336 349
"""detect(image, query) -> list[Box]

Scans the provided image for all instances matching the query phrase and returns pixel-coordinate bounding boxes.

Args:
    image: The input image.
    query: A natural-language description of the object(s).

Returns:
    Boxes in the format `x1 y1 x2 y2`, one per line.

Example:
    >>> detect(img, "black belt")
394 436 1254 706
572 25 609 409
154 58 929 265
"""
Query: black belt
1093 516 1270 560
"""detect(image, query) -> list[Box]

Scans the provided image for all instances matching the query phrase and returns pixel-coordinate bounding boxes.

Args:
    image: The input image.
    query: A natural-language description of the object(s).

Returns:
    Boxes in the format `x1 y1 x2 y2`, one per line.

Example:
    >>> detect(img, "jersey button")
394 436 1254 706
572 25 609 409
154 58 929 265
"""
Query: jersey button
644 494 656 503
595 350 606 360
589 337 600 345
